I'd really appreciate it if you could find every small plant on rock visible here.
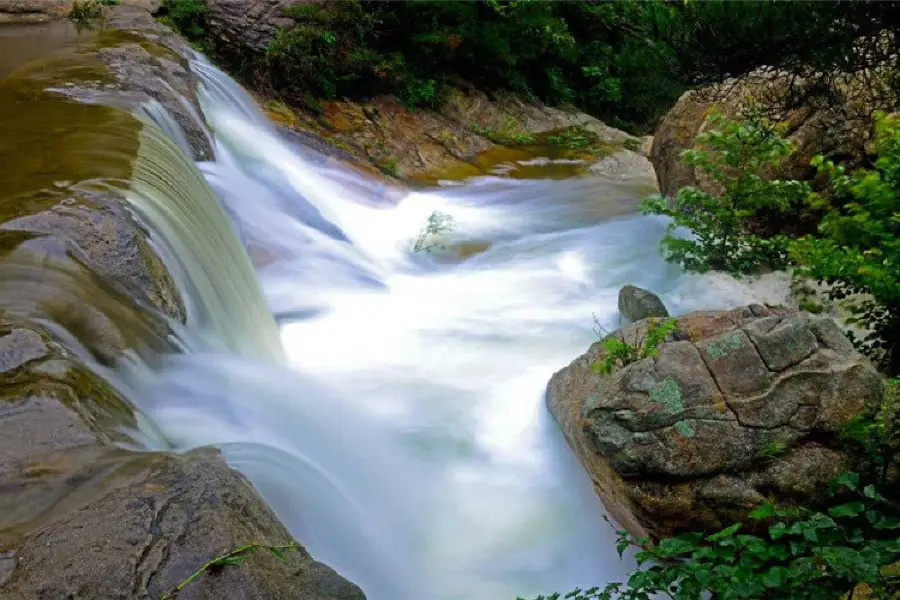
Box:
[592,317,677,375]
[161,541,300,599]
[69,0,107,22]
[471,116,537,146]
[412,211,454,254]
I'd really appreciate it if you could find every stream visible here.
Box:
[0,23,789,600]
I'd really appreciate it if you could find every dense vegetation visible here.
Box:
[157,0,900,132]
[641,112,900,375]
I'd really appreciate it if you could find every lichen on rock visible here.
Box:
[548,306,884,540]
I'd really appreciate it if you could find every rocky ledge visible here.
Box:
[548,305,884,540]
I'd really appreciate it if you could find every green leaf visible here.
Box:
[656,537,697,558]
[769,522,788,540]
[212,555,250,567]
[832,471,860,492]
[829,502,867,518]
[708,523,742,542]
[762,566,791,588]
[748,504,776,521]
[269,547,288,561]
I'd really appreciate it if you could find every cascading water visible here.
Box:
[120,59,792,600]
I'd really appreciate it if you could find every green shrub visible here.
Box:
[471,117,536,146]
[791,117,900,374]
[157,0,208,41]
[592,318,677,375]
[546,127,613,156]
[69,0,104,22]
[641,111,812,275]
[259,1,416,104]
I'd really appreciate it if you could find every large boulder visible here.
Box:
[650,69,900,198]
[547,305,884,540]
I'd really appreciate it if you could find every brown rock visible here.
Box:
[548,308,883,539]
[650,69,900,198]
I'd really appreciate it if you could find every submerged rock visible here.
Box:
[617,284,668,322]
[547,306,883,539]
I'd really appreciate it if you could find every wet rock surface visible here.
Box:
[0,448,366,600]
[547,306,884,539]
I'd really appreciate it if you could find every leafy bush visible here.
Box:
[641,111,812,275]
[525,384,900,600]
[157,0,208,41]
[69,0,105,22]
[471,117,536,146]
[593,318,677,375]
[546,127,615,156]
[791,117,900,374]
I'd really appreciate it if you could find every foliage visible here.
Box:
[592,318,677,375]
[791,117,900,374]
[260,1,399,103]
[363,141,400,178]
[160,541,300,599]
[157,0,208,41]
[412,211,454,254]
[525,389,900,600]
[68,0,110,22]
[546,127,615,156]
[641,110,812,275]
[471,117,536,146]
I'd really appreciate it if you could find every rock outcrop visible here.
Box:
[294,85,644,180]
[618,284,669,322]
[650,69,900,197]
[1,448,365,600]
[0,0,71,22]
[547,306,884,540]
[204,0,298,53]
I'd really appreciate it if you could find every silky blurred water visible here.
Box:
[123,60,791,600]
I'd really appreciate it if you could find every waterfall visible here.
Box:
[120,59,790,600]
[127,115,283,360]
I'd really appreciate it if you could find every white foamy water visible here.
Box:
[123,60,790,600]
